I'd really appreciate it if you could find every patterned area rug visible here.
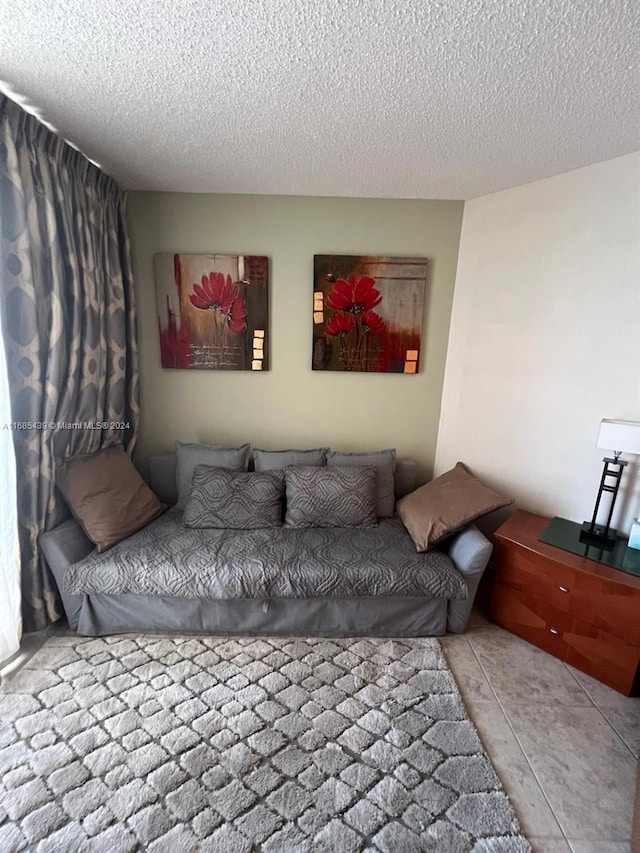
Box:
[0,635,531,852]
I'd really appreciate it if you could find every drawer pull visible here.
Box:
[549,627,560,635]
[558,586,569,593]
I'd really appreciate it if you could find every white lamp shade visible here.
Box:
[597,419,640,455]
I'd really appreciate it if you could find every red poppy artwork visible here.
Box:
[312,256,428,373]
[155,253,269,370]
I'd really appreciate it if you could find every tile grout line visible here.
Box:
[560,660,639,761]
[444,631,569,848]
[557,662,633,853]
[468,632,635,847]
[462,630,573,848]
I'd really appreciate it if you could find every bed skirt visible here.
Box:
[76,593,450,637]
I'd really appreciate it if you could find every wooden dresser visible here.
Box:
[490,510,640,696]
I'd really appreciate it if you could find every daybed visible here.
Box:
[40,452,493,638]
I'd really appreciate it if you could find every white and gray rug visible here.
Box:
[0,635,530,852]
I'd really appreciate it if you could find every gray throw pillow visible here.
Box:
[284,465,377,528]
[326,449,396,517]
[253,447,329,472]
[175,442,251,510]
[183,466,284,529]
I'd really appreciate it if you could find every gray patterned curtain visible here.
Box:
[0,95,139,632]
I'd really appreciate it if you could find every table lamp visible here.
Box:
[580,419,640,546]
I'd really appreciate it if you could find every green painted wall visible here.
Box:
[128,193,464,482]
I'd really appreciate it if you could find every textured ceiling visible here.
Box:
[1,0,638,199]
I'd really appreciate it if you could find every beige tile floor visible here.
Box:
[442,610,639,853]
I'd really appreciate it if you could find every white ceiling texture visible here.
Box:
[0,0,638,199]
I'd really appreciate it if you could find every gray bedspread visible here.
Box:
[64,508,467,601]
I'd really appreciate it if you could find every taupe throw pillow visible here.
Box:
[326,449,396,517]
[284,465,377,528]
[183,467,284,529]
[397,462,513,551]
[57,445,164,552]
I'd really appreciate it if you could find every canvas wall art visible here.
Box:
[312,255,428,373]
[155,253,269,370]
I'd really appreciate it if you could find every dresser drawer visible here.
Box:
[569,574,640,647]
[562,619,640,696]
[490,582,640,695]
[495,546,576,612]
[490,581,569,658]
[496,544,640,646]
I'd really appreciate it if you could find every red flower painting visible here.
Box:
[155,253,269,371]
[226,297,247,333]
[190,272,247,333]
[326,274,382,314]
[324,313,355,336]
[313,256,428,373]
[362,310,385,334]
[323,275,386,371]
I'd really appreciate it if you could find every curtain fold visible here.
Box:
[0,320,21,663]
[0,95,139,632]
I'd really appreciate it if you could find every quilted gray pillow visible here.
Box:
[175,441,251,510]
[284,465,377,528]
[183,466,284,529]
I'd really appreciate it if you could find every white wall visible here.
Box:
[435,153,640,534]
[128,194,464,483]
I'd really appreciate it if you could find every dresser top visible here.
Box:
[495,510,640,591]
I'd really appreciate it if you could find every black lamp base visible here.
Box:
[579,521,617,548]
[580,455,627,550]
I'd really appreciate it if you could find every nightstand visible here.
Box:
[490,509,640,696]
